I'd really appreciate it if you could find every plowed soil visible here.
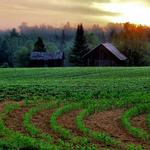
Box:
[57,110,83,136]
[132,114,150,134]
[85,109,150,150]
[5,106,29,135]
[31,109,60,140]
[2,101,150,150]
[57,109,111,149]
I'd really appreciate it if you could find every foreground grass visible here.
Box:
[0,67,149,101]
[0,67,150,149]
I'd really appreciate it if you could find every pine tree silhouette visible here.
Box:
[70,24,89,66]
[34,37,46,52]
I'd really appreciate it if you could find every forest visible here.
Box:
[0,22,150,67]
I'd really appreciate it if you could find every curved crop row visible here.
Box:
[1,97,150,149]
[23,101,80,149]
[0,103,59,150]
[147,114,150,128]
[50,103,97,149]
[121,103,150,141]
[76,108,123,148]
[76,101,144,150]
[23,101,58,142]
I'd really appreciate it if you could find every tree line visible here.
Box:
[0,22,150,67]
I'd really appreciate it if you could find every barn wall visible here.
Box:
[29,59,64,67]
[86,45,124,66]
[29,60,45,67]
[48,60,64,67]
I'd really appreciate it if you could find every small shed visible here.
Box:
[30,51,64,67]
[83,43,128,66]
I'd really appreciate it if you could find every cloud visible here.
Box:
[0,0,119,17]
[0,0,149,29]
[0,0,120,27]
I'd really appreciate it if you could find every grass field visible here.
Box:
[0,67,150,150]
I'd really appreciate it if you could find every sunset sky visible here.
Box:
[0,0,150,29]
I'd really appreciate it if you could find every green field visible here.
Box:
[0,67,150,150]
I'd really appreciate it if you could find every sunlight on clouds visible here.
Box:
[92,2,150,25]
[1,0,150,29]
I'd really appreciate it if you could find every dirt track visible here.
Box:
[1,101,150,150]
[85,109,150,149]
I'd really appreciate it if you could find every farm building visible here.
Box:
[30,51,64,67]
[83,43,128,66]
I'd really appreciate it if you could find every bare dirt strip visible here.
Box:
[57,110,83,136]
[132,114,150,135]
[5,106,29,135]
[0,101,11,139]
[4,105,60,141]
[31,109,60,140]
[85,109,150,150]
[31,108,111,149]
[57,110,111,149]
[4,101,38,135]
[3,102,150,149]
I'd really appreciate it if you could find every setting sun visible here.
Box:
[92,2,150,26]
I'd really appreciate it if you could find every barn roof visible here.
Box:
[83,43,127,61]
[30,51,64,61]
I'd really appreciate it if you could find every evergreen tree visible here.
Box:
[60,30,65,51]
[70,24,89,66]
[0,40,9,66]
[10,28,19,38]
[34,37,46,52]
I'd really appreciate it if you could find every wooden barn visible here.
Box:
[30,51,64,67]
[83,43,128,66]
